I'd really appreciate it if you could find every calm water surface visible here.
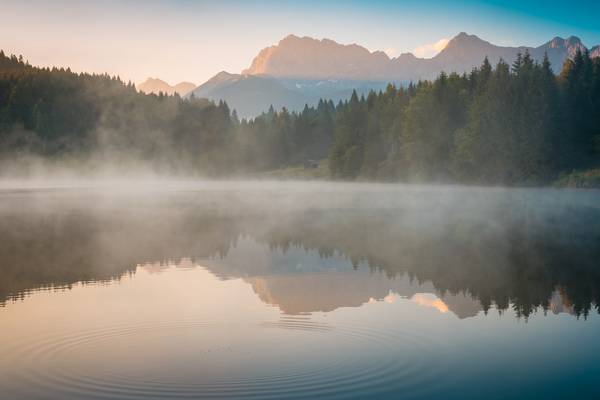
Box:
[0,181,599,399]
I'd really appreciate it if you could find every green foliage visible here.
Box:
[454,54,562,184]
[554,169,600,188]
[1,49,599,184]
[331,51,599,185]
[329,91,366,178]
[329,87,410,180]
[0,52,335,175]
[402,72,468,181]
[258,160,330,180]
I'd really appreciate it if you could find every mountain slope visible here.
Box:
[243,34,392,80]
[137,78,195,96]
[243,32,595,81]
[196,32,599,116]
[189,72,396,117]
[189,72,308,117]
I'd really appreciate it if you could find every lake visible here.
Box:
[1,181,599,399]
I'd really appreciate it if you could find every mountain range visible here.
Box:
[183,32,600,117]
[137,78,195,96]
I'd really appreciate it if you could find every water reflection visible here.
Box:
[142,251,483,318]
[1,183,600,399]
[0,183,598,318]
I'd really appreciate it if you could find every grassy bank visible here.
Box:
[259,161,330,180]
[554,169,600,188]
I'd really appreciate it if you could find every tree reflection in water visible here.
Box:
[0,185,598,319]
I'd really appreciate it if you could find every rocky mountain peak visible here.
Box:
[547,36,583,49]
[566,36,583,46]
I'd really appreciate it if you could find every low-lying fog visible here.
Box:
[1,179,599,400]
[1,179,598,317]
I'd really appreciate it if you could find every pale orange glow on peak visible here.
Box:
[383,293,398,304]
[411,293,449,313]
[413,38,450,58]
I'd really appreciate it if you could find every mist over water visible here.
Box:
[0,180,599,399]
[3,0,600,397]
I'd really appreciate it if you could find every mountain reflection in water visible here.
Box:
[1,182,598,319]
[1,182,600,400]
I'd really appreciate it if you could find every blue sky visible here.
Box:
[1,0,599,84]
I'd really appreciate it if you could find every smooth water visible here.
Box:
[1,181,599,399]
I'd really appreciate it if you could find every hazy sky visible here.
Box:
[2,0,599,85]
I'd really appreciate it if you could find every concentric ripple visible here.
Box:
[2,318,448,399]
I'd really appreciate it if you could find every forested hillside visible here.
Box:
[0,49,598,184]
[0,50,334,175]
[330,51,600,184]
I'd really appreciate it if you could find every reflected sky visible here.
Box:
[0,182,599,399]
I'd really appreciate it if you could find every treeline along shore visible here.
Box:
[0,50,599,186]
